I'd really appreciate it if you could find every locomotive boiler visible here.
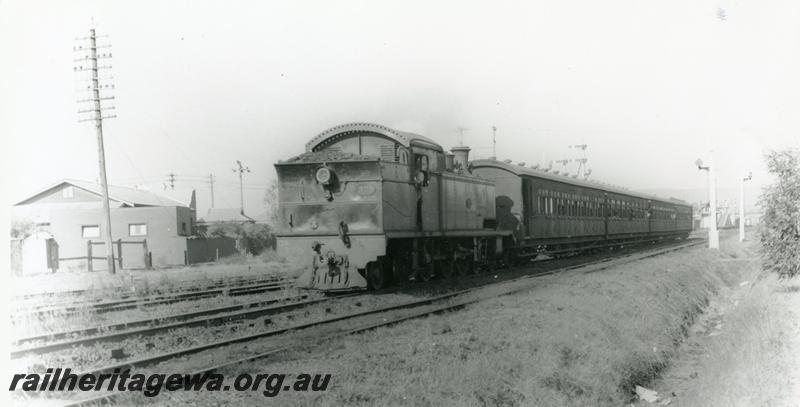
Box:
[275,123,509,291]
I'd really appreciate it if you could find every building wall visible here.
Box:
[13,205,193,271]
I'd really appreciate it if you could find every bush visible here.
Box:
[205,222,276,256]
[758,149,800,279]
[10,219,35,239]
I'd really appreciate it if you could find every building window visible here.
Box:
[82,225,100,238]
[63,186,74,198]
[129,223,148,236]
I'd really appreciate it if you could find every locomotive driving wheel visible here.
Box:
[438,259,454,279]
[454,257,472,276]
[367,261,387,290]
[418,261,434,282]
[391,255,410,284]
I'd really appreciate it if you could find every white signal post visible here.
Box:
[695,154,719,249]
[739,172,752,242]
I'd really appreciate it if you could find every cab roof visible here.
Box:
[306,122,443,153]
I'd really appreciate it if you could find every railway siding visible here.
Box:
[148,237,746,407]
[38,241,703,406]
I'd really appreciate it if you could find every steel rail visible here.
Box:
[13,274,284,303]
[11,295,328,358]
[13,278,276,312]
[12,294,311,347]
[14,280,293,319]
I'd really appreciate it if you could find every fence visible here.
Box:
[186,237,237,264]
[58,239,152,272]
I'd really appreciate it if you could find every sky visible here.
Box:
[1,0,799,218]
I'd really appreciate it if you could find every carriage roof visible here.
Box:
[470,159,690,208]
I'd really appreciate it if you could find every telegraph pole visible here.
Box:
[491,126,497,159]
[167,173,176,190]
[208,174,216,208]
[75,26,117,274]
[232,160,250,215]
[739,172,752,242]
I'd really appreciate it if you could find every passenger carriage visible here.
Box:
[470,159,693,260]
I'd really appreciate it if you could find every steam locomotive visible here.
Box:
[275,122,692,291]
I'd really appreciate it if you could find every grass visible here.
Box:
[158,236,753,407]
[10,250,298,300]
[649,246,800,406]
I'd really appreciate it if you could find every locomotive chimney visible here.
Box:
[451,146,471,172]
[445,153,455,171]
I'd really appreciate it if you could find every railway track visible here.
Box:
[13,279,294,320]
[12,274,286,310]
[13,239,702,357]
[56,239,703,406]
[11,294,325,358]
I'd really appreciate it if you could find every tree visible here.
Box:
[263,178,279,226]
[759,149,800,279]
[204,222,275,255]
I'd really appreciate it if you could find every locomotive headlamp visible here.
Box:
[316,166,333,185]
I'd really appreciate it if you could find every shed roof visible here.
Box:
[305,122,443,152]
[202,208,255,223]
[14,179,189,207]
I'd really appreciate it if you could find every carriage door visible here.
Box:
[603,193,609,239]
[413,154,427,231]
[522,178,532,237]
[413,150,441,232]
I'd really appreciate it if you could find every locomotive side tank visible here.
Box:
[276,123,507,291]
